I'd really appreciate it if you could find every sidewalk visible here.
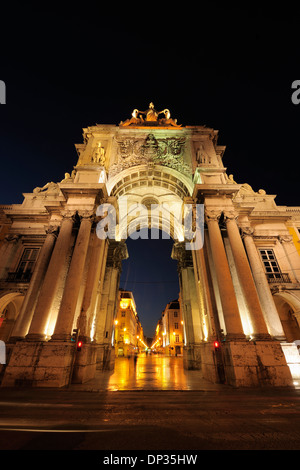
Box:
[70,355,228,392]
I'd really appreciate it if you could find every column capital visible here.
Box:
[61,209,77,220]
[278,235,293,244]
[106,240,128,270]
[223,210,238,221]
[204,208,222,222]
[171,242,193,271]
[77,209,95,220]
[45,225,59,237]
[4,234,20,243]
[241,226,254,237]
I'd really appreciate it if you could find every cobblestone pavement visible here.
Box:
[0,356,300,451]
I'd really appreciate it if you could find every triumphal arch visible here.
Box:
[1,103,300,388]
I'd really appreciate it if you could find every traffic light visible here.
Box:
[71,329,79,342]
[214,340,220,351]
[77,340,83,352]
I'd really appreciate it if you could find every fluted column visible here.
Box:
[26,212,75,340]
[242,227,285,339]
[205,209,245,340]
[224,211,270,340]
[77,233,106,342]
[51,211,93,341]
[10,225,58,340]
[96,240,128,345]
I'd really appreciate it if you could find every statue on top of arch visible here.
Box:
[120,102,182,128]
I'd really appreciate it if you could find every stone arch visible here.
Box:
[92,163,206,374]
[108,164,193,243]
[273,292,300,342]
[0,292,25,341]
[107,164,193,199]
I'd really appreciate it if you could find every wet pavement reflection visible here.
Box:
[73,353,227,391]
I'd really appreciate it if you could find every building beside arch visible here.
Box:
[0,103,300,388]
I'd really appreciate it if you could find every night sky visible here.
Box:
[1,3,300,337]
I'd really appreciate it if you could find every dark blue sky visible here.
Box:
[120,230,179,338]
[0,3,300,337]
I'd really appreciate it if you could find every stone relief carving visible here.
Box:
[172,242,193,271]
[33,181,60,195]
[225,174,266,196]
[196,144,211,164]
[109,133,191,178]
[91,142,106,165]
[33,171,76,196]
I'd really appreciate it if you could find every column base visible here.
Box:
[96,344,115,371]
[25,333,46,342]
[250,333,272,341]
[222,339,293,388]
[225,333,247,341]
[1,340,75,388]
[183,344,202,370]
[50,333,71,342]
[71,342,98,384]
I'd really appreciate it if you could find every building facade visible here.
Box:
[0,103,300,388]
[152,300,184,356]
[114,290,145,357]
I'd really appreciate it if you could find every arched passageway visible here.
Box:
[0,293,24,342]
[273,293,300,343]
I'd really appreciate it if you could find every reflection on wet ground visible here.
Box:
[71,354,227,391]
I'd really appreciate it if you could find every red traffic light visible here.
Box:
[77,340,83,351]
[214,340,220,350]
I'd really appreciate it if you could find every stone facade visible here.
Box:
[0,103,300,388]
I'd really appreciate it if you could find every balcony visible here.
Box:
[5,272,32,283]
[266,272,291,284]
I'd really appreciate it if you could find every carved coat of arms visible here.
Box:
[109,133,190,178]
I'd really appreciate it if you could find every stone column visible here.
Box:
[192,244,218,341]
[224,211,270,340]
[242,228,285,339]
[10,225,58,340]
[26,212,75,341]
[172,242,203,369]
[205,209,245,340]
[51,211,93,341]
[77,234,106,342]
[95,240,128,370]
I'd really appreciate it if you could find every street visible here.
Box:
[0,355,300,452]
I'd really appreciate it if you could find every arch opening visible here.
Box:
[0,292,24,342]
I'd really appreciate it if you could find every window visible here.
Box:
[174,311,178,317]
[259,249,290,283]
[175,335,179,343]
[174,323,178,329]
[8,247,39,282]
